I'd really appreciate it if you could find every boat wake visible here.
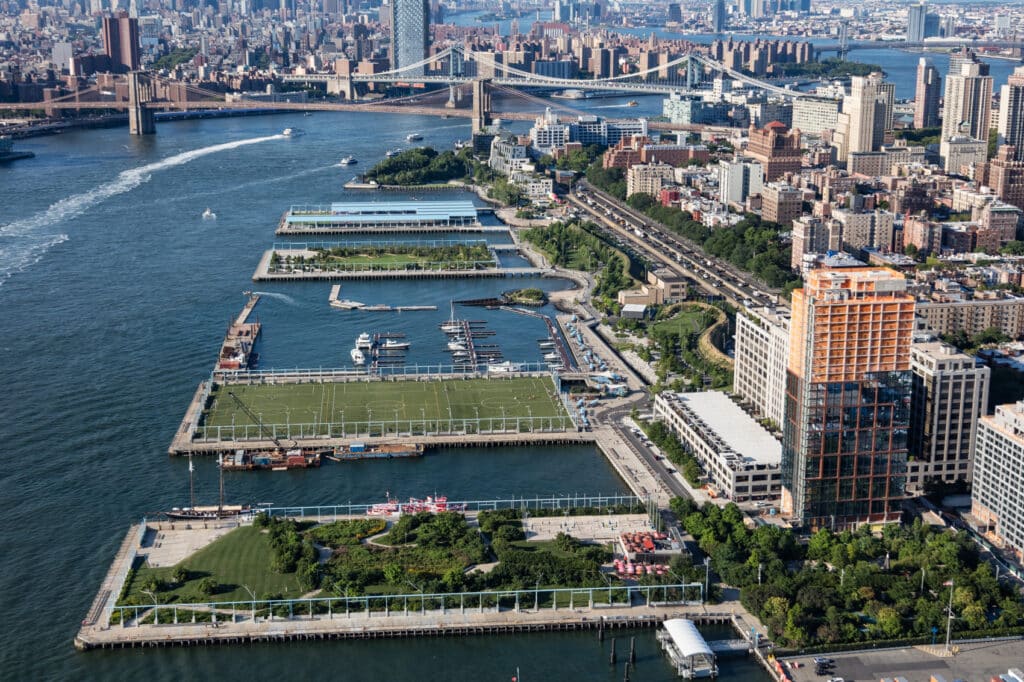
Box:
[0,133,284,289]
[250,290,298,306]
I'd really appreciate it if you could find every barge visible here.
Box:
[331,442,424,461]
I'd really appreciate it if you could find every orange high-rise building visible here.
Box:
[781,266,916,529]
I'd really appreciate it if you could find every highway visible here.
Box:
[566,182,785,310]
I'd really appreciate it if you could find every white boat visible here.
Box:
[385,149,401,158]
[282,128,303,137]
[350,347,366,365]
[340,156,357,166]
[202,208,216,220]
[543,352,560,361]
[380,339,410,350]
[355,332,374,350]
[487,361,522,374]
[406,133,423,141]
[447,340,466,351]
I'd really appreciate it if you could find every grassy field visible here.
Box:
[124,526,304,604]
[648,304,721,338]
[203,376,568,429]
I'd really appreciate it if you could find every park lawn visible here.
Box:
[648,305,721,338]
[202,376,568,428]
[123,526,304,605]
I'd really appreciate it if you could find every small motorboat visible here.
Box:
[282,127,304,136]
[406,133,423,141]
[202,208,217,220]
[351,347,366,365]
[340,156,357,166]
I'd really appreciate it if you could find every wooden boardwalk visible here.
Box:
[76,597,740,651]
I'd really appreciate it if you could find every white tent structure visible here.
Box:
[658,618,718,678]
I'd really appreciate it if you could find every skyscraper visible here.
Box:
[834,73,888,162]
[914,57,941,128]
[907,3,927,43]
[907,342,989,494]
[781,266,916,530]
[941,56,992,172]
[390,0,430,76]
[712,0,727,33]
[102,14,140,73]
[998,66,1024,161]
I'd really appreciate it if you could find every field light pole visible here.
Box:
[944,579,955,654]
[242,584,257,622]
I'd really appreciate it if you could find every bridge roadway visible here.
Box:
[0,98,728,133]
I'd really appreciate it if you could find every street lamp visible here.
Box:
[242,584,257,622]
[141,589,159,625]
[704,557,711,603]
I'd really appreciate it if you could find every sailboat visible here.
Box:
[166,453,251,520]
[440,301,461,334]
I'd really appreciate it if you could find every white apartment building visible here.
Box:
[733,305,791,428]
[972,401,1024,563]
[654,391,782,503]
[718,158,763,206]
[907,342,990,493]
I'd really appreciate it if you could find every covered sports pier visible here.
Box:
[658,618,718,678]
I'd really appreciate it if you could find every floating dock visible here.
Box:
[216,294,261,370]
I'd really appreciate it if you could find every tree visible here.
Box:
[197,577,217,596]
[874,606,903,639]
[171,566,189,585]
[904,243,919,258]
[1001,240,1024,255]
[383,562,405,585]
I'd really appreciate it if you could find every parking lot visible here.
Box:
[783,639,1024,682]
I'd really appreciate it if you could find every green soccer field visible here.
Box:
[202,376,569,432]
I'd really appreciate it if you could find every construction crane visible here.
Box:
[227,391,298,449]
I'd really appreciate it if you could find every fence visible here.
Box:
[213,363,556,381]
[260,493,648,518]
[193,414,580,442]
[114,582,705,628]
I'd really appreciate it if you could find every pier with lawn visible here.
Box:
[252,240,548,281]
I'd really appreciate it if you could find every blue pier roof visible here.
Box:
[286,200,478,225]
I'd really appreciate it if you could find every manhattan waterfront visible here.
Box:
[0,111,770,680]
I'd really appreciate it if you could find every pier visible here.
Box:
[215,294,261,370]
[252,248,548,281]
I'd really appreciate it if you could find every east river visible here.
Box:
[0,34,995,678]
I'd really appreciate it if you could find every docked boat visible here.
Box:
[402,495,467,514]
[487,361,522,374]
[367,497,402,516]
[380,338,410,351]
[351,347,366,365]
[202,207,217,220]
[355,332,374,350]
[406,133,423,141]
[334,442,424,461]
[447,340,466,351]
[165,454,251,520]
[340,156,357,166]
[220,448,323,471]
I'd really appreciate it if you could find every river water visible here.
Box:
[0,109,772,680]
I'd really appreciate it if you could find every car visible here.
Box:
[665,467,676,474]
[813,657,834,665]
[828,678,844,682]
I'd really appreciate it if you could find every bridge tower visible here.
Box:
[127,71,156,135]
[471,78,492,134]
[838,20,850,61]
